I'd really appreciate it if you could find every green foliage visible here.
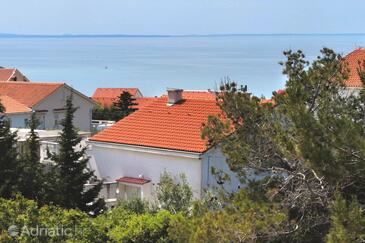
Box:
[326,193,365,243]
[108,210,173,243]
[92,105,121,121]
[17,113,45,203]
[117,197,152,214]
[113,91,138,120]
[202,48,365,241]
[156,171,193,214]
[169,190,287,243]
[0,100,20,198]
[0,196,96,243]
[92,91,138,121]
[48,95,104,215]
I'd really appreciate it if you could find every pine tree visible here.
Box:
[49,95,104,214]
[113,91,138,120]
[18,112,44,202]
[0,100,20,198]
[202,48,365,241]
[326,193,365,243]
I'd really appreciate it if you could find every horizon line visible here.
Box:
[1,33,365,38]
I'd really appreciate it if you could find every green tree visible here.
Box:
[156,171,193,214]
[326,193,365,243]
[49,95,104,215]
[0,100,20,198]
[92,105,113,121]
[17,112,45,203]
[168,190,287,243]
[202,48,365,241]
[0,195,100,243]
[108,210,173,243]
[113,91,138,120]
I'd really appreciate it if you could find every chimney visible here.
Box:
[167,88,183,106]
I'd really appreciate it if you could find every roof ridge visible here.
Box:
[344,47,365,58]
[0,81,64,85]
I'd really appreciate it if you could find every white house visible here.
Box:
[88,89,241,203]
[0,82,96,132]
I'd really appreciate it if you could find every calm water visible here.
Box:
[0,35,364,97]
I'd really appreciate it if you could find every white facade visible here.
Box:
[6,85,94,132]
[88,141,241,202]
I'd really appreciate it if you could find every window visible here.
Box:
[54,112,65,129]
[117,184,142,201]
[36,113,46,130]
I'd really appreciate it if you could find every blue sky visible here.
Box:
[1,0,364,35]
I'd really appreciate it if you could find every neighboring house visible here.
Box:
[92,88,143,108]
[0,68,29,82]
[0,82,95,132]
[88,89,241,203]
[342,48,365,95]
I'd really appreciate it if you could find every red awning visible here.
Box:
[116,177,151,185]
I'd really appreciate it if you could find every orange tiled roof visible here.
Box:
[260,98,274,105]
[135,97,159,110]
[0,95,31,113]
[162,90,217,101]
[92,88,140,107]
[0,82,64,108]
[90,97,221,153]
[343,48,365,88]
[0,68,16,81]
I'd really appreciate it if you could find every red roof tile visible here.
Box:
[0,82,64,108]
[90,97,221,153]
[162,90,217,101]
[92,88,141,107]
[0,95,31,113]
[116,177,151,185]
[0,69,16,81]
[135,97,159,110]
[343,48,365,88]
[260,98,274,105]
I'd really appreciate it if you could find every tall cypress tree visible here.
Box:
[113,91,138,120]
[0,100,20,198]
[49,95,104,214]
[18,112,44,202]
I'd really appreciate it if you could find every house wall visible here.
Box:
[201,146,242,193]
[11,70,29,82]
[88,142,203,199]
[34,86,94,132]
[135,89,143,98]
[7,113,31,128]
[343,87,361,97]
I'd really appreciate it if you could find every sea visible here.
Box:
[0,34,364,98]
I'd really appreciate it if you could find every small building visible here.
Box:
[88,89,241,203]
[0,68,29,82]
[92,88,143,108]
[0,82,95,132]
